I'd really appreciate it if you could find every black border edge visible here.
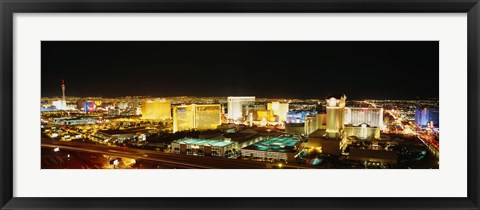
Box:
[468,1,480,209]
[1,0,479,209]
[0,0,479,13]
[0,0,13,209]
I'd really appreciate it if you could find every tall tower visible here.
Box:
[60,79,66,110]
[61,79,66,102]
[325,94,346,139]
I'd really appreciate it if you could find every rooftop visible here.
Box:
[173,138,236,147]
[242,136,300,153]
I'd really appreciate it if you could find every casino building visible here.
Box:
[343,123,380,140]
[227,96,255,121]
[172,138,237,157]
[267,102,289,122]
[240,136,301,162]
[344,107,384,129]
[173,104,222,132]
[141,99,171,121]
[305,94,384,155]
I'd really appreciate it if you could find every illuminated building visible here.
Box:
[240,136,300,162]
[173,104,222,132]
[304,115,316,135]
[83,101,95,113]
[343,123,380,140]
[344,107,384,129]
[116,101,129,109]
[61,80,66,103]
[195,104,222,130]
[415,108,439,128]
[53,80,68,110]
[267,102,289,122]
[173,105,195,132]
[227,96,255,120]
[60,80,66,110]
[305,95,382,155]
[305,94,347,155]
[126,96,140,109]
[286,111,318,123]
[52,100,67,110]
[243,103,279,125]
[429,108,439,128]
[256,110,275,122]
[77,100,96,112]
[141,99,171,120]
[172,138,237,156]
[415,108,430,127]
[248,113,253,126]
[243,104,266,121]
[325,94,346,139]
[41,105,56,112]
[304,113,326,135]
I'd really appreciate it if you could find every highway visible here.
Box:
[42,140,270,169]
[416,131,440,159]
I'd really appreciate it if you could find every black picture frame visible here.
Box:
[1,0,479,209]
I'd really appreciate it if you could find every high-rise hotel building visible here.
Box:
[173,104,222,132]
[304,113,326,135]
[141,99,171,120]
[326,94,347,139]
[344,107,384,129]
[227,96,255,120]
[267,102,289,122]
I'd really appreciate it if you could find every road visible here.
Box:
[416,131,439,158]
[42,140,272,169]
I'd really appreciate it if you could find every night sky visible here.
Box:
[41,41,438,99]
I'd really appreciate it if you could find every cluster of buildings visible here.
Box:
[44,80,436,168]
[171,135,302,162]
[302,98,383,139]
[415,107,439,129]
[140,96,292,133]
[168,94,393,166]
[300,94,396,167]
[41,80,110,112]
[47,80,75,111]
[227,96,289,126]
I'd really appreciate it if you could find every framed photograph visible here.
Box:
[1,0,479,209]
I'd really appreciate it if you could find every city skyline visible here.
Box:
[41,41,439,170]
[41,41,439,99]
